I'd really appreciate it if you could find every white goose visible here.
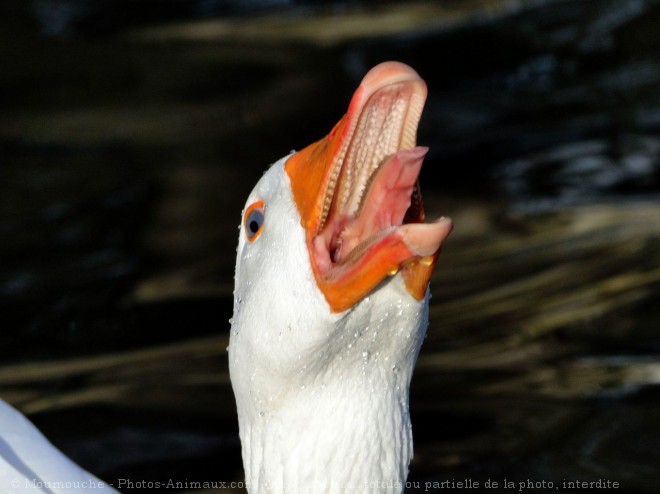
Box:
[0,61,451,494]
[228,61,452,493]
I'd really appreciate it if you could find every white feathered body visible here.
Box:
[0,400,116,494]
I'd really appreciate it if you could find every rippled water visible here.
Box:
[1,0,660,492]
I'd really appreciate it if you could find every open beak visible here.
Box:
[285,61,453,313]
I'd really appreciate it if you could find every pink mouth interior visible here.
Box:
[313,147,425,270]
[312,146,452,276]
[309,67,452,280]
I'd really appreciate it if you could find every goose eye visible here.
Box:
[244,201,265,242]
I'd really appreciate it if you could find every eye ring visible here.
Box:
[243,201,265,242]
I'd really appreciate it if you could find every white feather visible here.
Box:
[0,400,116,493]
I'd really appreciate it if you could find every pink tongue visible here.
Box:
[398,216,453,257]
[335,146,428,260]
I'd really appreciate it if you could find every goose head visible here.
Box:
[228,61,452,493]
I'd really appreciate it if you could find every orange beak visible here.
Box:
[285,61,453,313]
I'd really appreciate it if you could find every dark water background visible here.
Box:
[1,0,660,492]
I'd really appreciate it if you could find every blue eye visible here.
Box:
[244,201,265,241]
[247,210,263,235]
